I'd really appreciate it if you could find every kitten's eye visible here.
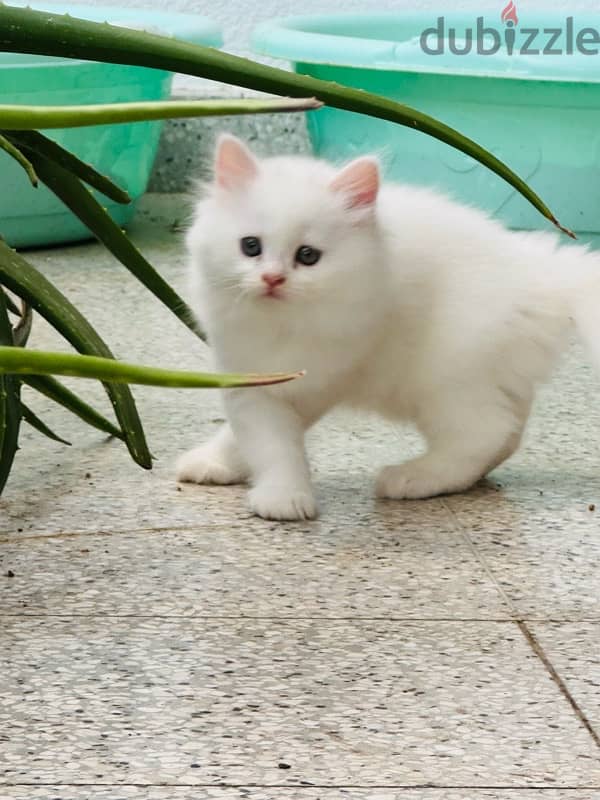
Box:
[240,236,262,257]
[295,245,321,266]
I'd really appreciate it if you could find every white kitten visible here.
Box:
[177,133,600,521]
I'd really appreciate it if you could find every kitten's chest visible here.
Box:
[214,307,353,368]
[212,314,367,415]
[217,328,342,378]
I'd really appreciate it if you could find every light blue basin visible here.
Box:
[253,12,600,232]
[1,1,222,248]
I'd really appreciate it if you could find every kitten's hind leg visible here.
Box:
[176,424,249,485]
[376,388,529,500]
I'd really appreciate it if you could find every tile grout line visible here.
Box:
[441,498,520,615]
[2,613,600,623]
[0,521,321,543]
[0,614,520,623]
[516,619,600,749]
[442,499,600,752]
[3,783,600,789]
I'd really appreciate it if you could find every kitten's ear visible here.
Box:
[214,134,258,190]
[330,157,380,210]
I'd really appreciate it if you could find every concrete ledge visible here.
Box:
[149,92,312,193]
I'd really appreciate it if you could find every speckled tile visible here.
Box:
[1,619,600,786]
[0,517,510,618]
[445,494,600,620]
[529,623,600,734]
[4,791,600,800]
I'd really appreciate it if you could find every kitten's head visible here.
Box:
[188,135,383,316]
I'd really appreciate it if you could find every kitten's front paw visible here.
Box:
[248,484,318,521]
[176,445,247,485]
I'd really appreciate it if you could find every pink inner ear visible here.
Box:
[215,135,258,190]
[330,157,379,208]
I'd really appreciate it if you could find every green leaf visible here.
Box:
[0,240,152,469]
[17,147,203,339]
[3,292,22,317]
[20,401,71,446]
[0,346,304,389]
[0,290,21,495]
[0,132,38,187]
[22,374,124,441]
[0,4,575,237]
[0,97,322,129]
[6,129,130,204]
[12,301,32,347]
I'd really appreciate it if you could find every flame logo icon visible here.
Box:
[501,1,519,26]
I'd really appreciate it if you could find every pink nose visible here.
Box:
[261,273,286,288]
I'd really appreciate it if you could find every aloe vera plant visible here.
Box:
[0,6,572,496]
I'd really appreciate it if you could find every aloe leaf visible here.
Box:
[0,5,574,237]
[3,290,22,318]
[0,132,38,187]
[18,147,203,339]
[12,301,32,347]
[0,290,21,495]
[20,401,71,446]
[0,97,322,129]
[0,346,303,389]
[22,373,124,440]
[6,130,130,204]
[0,240,152,469]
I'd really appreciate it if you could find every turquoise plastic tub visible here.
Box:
[1,2,221,248]
[253,13,600,232]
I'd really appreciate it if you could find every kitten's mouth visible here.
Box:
[261,287,285,300]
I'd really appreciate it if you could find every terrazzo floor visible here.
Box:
[1,195,600,800]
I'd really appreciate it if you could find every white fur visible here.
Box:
[177,134,600,521]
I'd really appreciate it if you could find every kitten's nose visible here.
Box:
[261,272,286,288]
